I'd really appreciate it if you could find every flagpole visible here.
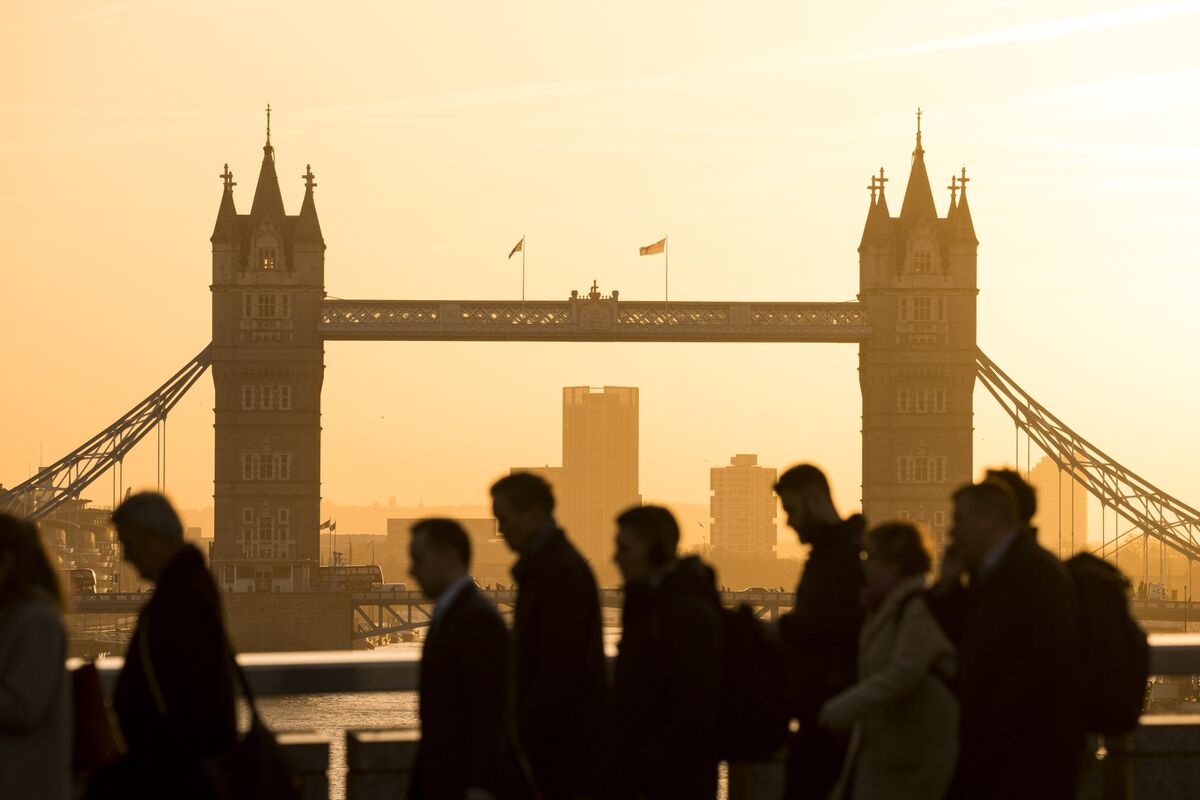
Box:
[522,233,526,307]
[665,235,669,309]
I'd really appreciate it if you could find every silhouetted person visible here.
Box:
[774,464,866,800]
[607,506,722,799]
[929,480,1084,800]
[818,522,957,800]
[88,492,236,799]
[492,473,605,800]
[0,514,69,800]
[408,518,528,800]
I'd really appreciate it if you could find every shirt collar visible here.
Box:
[432,573,474,624]
[977,528,1021,579]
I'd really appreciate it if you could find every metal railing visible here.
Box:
[78,633,1200,698]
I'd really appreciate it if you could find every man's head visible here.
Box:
[613,505,679,586]
[950,480,1020,570]
[409,518,471,600]
[984,468,1037,527]
[774,463,840,544]
[111,492,185,582]
[490,472,555,554]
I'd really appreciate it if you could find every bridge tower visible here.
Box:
[858,117,978,553]
[210,117,325,591]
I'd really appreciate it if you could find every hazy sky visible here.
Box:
[2,1,1198,530]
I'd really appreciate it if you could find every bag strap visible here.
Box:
[137,603,260,724]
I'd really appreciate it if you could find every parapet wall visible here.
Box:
[224,592,353,652]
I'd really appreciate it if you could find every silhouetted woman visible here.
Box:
[0,513,70,800]
[818,522,958,800]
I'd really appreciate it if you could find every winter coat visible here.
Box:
[821,575,958,800]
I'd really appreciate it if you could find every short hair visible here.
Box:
[867,522,931,577]
[490,472,555,514]
[616,505,679,565]
[112,492,183,542]
[774,463,832,498]
[411,518,471,567]
[985,468,1036,524]
[953,481,1019,527]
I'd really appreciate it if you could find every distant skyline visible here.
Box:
[2,1,1198,543]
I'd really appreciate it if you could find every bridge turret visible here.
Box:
[210,112,325,593]
[858,112,979,555]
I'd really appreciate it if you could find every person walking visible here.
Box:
[818,522,957,800]
[773,464,866,800]
[0,513,70,800]
[87,492,237,799]
[408,518,529,799]
[608,506,722,799]
[491,473,605,799]
[929,479,1084,800]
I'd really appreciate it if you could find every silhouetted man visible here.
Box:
[408,518,524,800]
[90,493,236,798]
[931,480,1084,800]
[492,473,605,800]
[774,464,865,800]
[609,506,722,799]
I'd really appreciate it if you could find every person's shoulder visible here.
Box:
[6,595,63,629]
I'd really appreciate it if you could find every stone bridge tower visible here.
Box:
[210,117,325,591]
[858,118,978,552]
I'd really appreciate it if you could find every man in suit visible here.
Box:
[409,518,520,800]
[933,479,1084,800]
[775,464,866,800]
[609,505,723,799]
[492,473,605,800]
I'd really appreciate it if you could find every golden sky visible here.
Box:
[2,0,1198,534]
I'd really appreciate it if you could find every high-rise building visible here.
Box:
[561,386,640,565]
[710,454,778,559]
[1028,456,1089,558]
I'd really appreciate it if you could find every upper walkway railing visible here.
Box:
[319,298,870,342]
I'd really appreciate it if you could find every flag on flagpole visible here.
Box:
[508,237,525,259]
[639,237,666,256]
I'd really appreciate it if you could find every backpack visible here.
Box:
[715,604,790,762]
[1064,552,1150,736]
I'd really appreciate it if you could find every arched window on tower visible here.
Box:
[912,250,932,274]
[259,247,277,271]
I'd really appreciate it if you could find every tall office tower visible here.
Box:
[561,386,640,565]
[710,454,778,559]
[1028,456,1090,558]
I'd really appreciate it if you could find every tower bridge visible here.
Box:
[4,117,1199,603]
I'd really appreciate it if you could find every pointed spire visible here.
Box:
[859,167,894,251]
[250,105,286,228]
[946,174,959,221]
[295,164,324,246]
[211,163,240,243]
[899,108,937,222]
[953,166,977,244]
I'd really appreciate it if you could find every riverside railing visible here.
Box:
[74,634,1200,800]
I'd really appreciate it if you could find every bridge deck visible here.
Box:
[319,299,870,343]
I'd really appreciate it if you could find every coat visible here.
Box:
[0,596,69,800]
[780,514,868,722]
[412,582,528,799]
[609,557,723,799]
[511,528,606,798]
[821,576,958,800]
[930,532,1085,800]
[113,545,237,758]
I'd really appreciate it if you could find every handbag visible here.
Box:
[71,660,125,773]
